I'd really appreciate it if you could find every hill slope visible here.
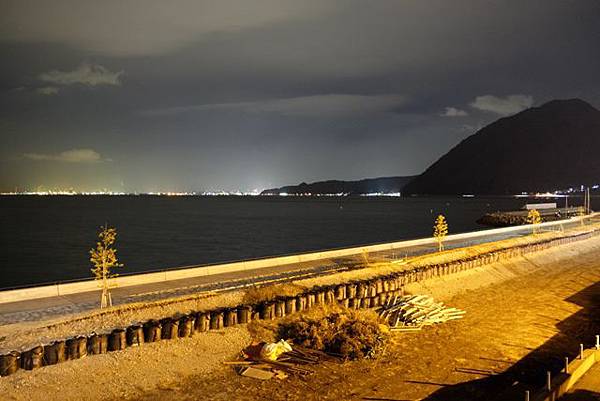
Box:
[403,99,600,195]
[261,176,416,195]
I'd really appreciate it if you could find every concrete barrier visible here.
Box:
[0,214,596,304]
[531,346,600,401]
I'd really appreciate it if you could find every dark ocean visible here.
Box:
[0,195,579,288]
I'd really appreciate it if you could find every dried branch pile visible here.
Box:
[226,342,340,380]
[378,295,465,331]
[277,307,389,360]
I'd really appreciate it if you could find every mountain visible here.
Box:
[260,176,416,195]
[403,99,600,195]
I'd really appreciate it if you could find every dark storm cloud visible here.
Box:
[0,1,330,56]
[1,0,599,192]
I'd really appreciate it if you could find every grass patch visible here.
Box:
[242,283,304,305]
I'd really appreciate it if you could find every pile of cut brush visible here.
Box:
[278,306,388,360]
[226,341,341,380]
[378,295,465,332]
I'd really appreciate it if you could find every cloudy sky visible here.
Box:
[1,0,599,192]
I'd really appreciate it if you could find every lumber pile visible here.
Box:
[378,295,465,331]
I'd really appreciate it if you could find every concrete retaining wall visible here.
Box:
[531,347,600,401]
[0,215,593,304]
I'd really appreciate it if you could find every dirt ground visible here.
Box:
[1,234,600,401]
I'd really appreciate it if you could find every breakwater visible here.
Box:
[478,207,583,227]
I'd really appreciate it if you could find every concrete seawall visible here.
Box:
[530,346,600,401]
[0,215,593,304]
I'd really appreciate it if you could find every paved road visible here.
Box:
[0,215,597,325]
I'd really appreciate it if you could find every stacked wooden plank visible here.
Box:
[378,295,465,331]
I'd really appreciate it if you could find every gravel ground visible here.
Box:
[0,327,251,401]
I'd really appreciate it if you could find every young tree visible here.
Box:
[361,250,370,267]
[433,214,448,252]
[578,206,586,226]
[90,225,123,308]
[526,209,542,234]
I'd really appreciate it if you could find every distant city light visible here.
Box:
[2,184,597,197]
[0,189,263,196]
[361,192,402,197]
[512,184,598,198]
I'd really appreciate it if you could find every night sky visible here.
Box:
[1,1,599,192]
